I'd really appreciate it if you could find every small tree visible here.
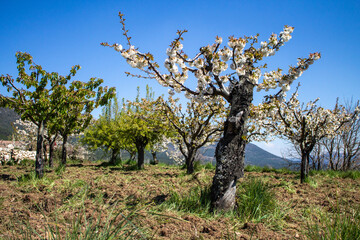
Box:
[162,96,226,174]
[82,96,133,165]
[0,52,114,176]
[102,13,320,210]
[0,52,80,177]
[321,100,360,170]
[119,86,169,169]
[254,91,359,183]
[54,78,115,166]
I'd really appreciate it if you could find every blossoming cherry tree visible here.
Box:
[102,12,320,211]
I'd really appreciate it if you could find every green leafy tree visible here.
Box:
[82,95,135,165]
[0,52,79,177]
[54,78,115,166]
[0,52,114,177]
[119,86,169,169]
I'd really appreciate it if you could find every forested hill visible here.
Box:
[0,107,20,140]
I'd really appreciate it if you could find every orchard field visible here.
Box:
[0,160,359,239]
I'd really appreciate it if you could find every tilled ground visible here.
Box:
[0,162,359,239]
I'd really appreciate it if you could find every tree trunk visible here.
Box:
[210,82,254,212]
[305,153,310,176]
[61,134,68,165]
[311,156,316,170]
[185,150,196,174]
[35,121,45,178]
[43,143,48,166]
[109,149,119,165]
[49,140,55,168]
[136,141,146,169]
[300,153,307,183]
[151,150,158,165]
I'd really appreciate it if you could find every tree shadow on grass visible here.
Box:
[0,174,17,181]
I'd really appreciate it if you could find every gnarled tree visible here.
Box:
[102,12,320,211]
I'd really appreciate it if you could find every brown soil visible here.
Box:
[0,162,359,239]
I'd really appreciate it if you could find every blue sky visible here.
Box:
[1,0,359,156]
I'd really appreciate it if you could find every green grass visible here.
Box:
[303,176,318,188]
[236,178,277,222]
[160,178,283,227]
[245,165,294,174]
[13,205,146,240]
[306,207,360,240]
[309,170,360,180]
[159,185,212,217]
[16,171,56,192]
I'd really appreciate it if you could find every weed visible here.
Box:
[236,179,276,222]
[17,171,54,192]
[279,180,296,194]
[304,177,318,188]
[18,159,35,167]
[160,185,212,217]
[203,162,216,170]
[55,164,66,176]
[193,160,202,172]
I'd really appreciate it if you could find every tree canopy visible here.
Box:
[0,52,115,177]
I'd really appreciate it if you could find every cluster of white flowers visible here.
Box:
[109,25,319,105]
[251,92,358,146]
[119,45,148,69]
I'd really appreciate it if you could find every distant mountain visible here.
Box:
[198,143,289,169]
[0,108,20,140]
[143,142,289,169]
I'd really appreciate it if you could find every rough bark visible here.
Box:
[43,144,48,165]
[61,134,68,165]
[35,121,45,178]
[48,141,55,168]
[300,153,307,183]
[109,149,119,165]
[48,134,57,168]
[210,82,254,212]
[151,150,158,165]
[185,149,196,174]
[136,140,146,169]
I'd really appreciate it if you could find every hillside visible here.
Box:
[0,107,20,140]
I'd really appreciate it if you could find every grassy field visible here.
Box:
[0,160,359,239]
